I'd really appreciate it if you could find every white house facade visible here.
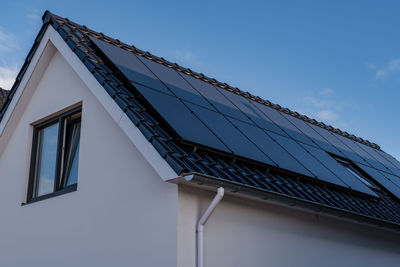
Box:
[0,11,399,267]
[0,32,178,266]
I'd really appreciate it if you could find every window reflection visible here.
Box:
[29,108,81,201]
[35,123,59,196]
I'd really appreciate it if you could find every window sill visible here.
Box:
[21,184,77,206]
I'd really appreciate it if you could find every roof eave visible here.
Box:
[168,172,400,232]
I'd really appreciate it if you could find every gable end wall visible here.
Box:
[0,41,178,266]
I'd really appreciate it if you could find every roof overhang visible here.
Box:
[168,173,400,233]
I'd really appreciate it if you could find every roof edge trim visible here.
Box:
[169,172,400,232]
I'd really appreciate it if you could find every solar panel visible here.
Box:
[92,37,214,110]
[185,103,276,165]
[361,145,400,173]
[305,123,349,156]
[230,118,312,176]
[215,88,286,135]
[374,149,400,172]
[355,163,400,199]
[249,100,320,146]
[90,37,168,92]
[304,146,377,196]
[179,73,250,122]
[386,171,400,187]
[133,83,229,153]
[383,166,400,178]
[305,122,400,180]
[92,37,378,197]
[358,144,400,176]
[332,132,389,171]
[326,130,400,180]
[267,132,349,186]
[316,129,383,170]
[280,112,344,151]
[137,56,215,109]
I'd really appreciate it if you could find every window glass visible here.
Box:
[29,108,81,201]
[62,121,81,187]
[35,123,59,196]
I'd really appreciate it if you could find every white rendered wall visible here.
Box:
[178,186,400,267]
[0,50,178,266]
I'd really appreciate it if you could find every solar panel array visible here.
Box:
[91,37,400,199]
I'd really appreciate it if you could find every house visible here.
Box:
[0,10,399,267]
[0,88,8,107]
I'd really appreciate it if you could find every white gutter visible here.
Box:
[197,187,224,267]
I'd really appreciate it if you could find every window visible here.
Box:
[27,107,81,202]
[334,157,379,189]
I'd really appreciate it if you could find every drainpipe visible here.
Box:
[197,187,224,267]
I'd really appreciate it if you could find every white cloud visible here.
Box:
[366,63,377,70]
[316,110,339,122]
[0,66,18,90]
[26,9,41,24]
[0,29,18,53]
[300,88,343,124]
[318,88,334,96]
[375,58,400,79]
[303,95,327,109]
[173,50,201,67]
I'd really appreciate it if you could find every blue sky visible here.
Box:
[1,1,400,159]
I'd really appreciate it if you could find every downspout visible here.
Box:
[197,187,224,267]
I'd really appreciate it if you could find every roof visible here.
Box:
[87,30,381,150]
[0,88,9,108]
[2,11,400,230]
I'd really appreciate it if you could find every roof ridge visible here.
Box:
[45,12,380,150]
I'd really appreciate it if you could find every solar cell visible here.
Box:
[186,103,276,165]
[230,118,313,176]
[334,135,400,179]
[355,163,400,199]
[281,112,342,151]
[249,100,318,146]
[216,89,285,134]
[304,145,377,196]
[359,144,400,173]
[386,171,400,187]
[305,124,348,156]
[321,133,372,165]
[136,56,215,109]
[267,132,348,186]
[180,74,250,122]
[332,133,390,172]
[133,84,229,153]
[92,37,216,110]
[93,37,379,197]
[375,150,400,171]
[384,167,400,178]
[90,37,168,92]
